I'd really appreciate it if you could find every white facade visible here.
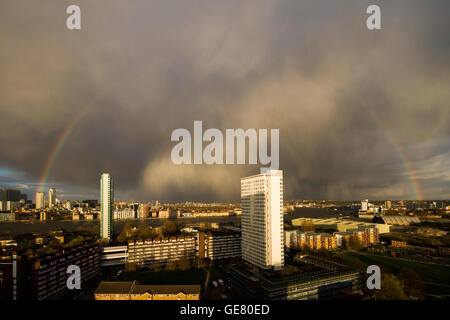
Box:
[6,201,20,211]
[361,199,369,211]
[285,230,299,249]
[48,188,56,208]
[241,169,284,270]
[36,192,45,209]
[113,207,135,220]
[63,201,72,210]
[100,173,114,239]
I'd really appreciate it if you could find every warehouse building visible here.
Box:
[291,218,390,234]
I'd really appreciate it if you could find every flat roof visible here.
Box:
[95,281,135,294]
[131,284,200,295]
[95,281,201,295]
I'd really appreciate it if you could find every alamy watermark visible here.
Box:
[366,265,381,290]
[66,265,81,290]
[66,4,381,31]
[170,121,279,170]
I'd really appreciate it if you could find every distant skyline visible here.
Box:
[1,1,449,202]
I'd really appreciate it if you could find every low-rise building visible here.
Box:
[94,281,200,300]
[228,261,361,300]
[0,242,101,300]
[28,242,101,300]
[0,212,15,221]
[127,235,196,268]
[197,230,241,260]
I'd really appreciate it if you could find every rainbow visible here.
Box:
[367,108,424,201]
[36,99,424,201]
[36,102,92,193]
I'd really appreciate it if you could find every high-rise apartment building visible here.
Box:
[100,173,114,239]
[48,188,56,208]
[35,192,45,209]
[241,169,284,270]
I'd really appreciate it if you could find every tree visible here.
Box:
[162,221,178,235]
[347,237,363,251]
[116,223,134,243]
[125,262,137,273]
[277,265,300,276]
[374,274,408,300]
[399,267,424,299]
[165,261,177,271]
[116,232,127,244]
[137,222,152,238]
[177,259,191,271]
[67,236,84,247]
[49,239,59,247]
[349,257,366,271]
[25,248,34,258]
[149,262,162,272]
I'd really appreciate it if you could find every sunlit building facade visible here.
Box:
[100,173,114,239]
[241,169,284,270]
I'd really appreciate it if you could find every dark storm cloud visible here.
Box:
[0,0,449,201]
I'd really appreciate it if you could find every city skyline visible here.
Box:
[1,1,449,203]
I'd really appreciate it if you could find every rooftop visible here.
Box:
[94,281,201,295]
[95,281,135,294]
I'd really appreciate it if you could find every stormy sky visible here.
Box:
[0,0,449,202]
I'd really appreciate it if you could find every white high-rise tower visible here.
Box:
[48,188,56,208]
[100,173,114,239]
[241,169,284,270]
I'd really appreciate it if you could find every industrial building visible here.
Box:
[291,218,390,234]
[375,215,421,226]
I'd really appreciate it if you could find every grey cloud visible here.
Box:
[0,0,449,201]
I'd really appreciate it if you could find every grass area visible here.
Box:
[118,268,207,286]
[340,251,450,295]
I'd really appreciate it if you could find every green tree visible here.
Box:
[349,257,366,271]
[149,262,162,272]
[374,274,408,300]
[67,236,84,247]
[399,267,424,299]
[165,261,177,271]
[137,222,152,238]
[162,221,178,235]
[176,259,191,271]
[348,237,363,251]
